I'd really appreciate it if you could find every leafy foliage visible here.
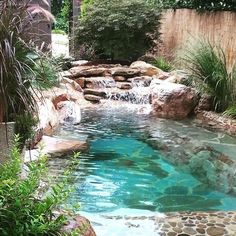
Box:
[14,113,38,149]
[177,39,236,112]
[76,0,162,61]
[51,0,63,16]
[53,0,72,34]
[151,57,173,72]
[0,136,80,235]
[151,0,236,11]
[81,0,94,16]
[0,0,56,123]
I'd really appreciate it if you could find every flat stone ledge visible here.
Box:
[89,211,236,236]
[27,136,88,158]
[195,111,236,136]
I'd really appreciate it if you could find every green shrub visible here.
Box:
[76,0,162,61]
[151,0,236,11]
[53,0,71,34]
[177,39,236,112]
[151,57,173,72]
[81,0,94,16]
[54,16,69,34]
[0,136,80,235]
[14,113,38,149]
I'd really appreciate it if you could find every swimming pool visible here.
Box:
[51,105,236,214]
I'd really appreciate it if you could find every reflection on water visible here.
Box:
[49,105,236,213]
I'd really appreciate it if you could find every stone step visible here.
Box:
[69,66,109,78]
[116,82,132,90]
[84,94,102,103]
[84,89,106,98]
[127,76,153,87]
[113,75,127,82]
[74,76,115,89]
[110,67,141,77]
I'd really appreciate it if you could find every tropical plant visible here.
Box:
[0,136,80,235]
[151,57,173,72]
[177,39,236,112]
[0,0,55,123]
[76,0,162,61]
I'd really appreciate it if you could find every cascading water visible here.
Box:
[105,77,153,105]
[89,77,116,88]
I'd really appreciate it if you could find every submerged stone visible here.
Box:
[37,136,88,157]
[155,195,205,207]
[144,163,169,179]
[164,186,189,195]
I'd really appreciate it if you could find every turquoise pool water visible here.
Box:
[53,106,236,213]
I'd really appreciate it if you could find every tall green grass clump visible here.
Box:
[178,39,236,112]
[151,57,173,72]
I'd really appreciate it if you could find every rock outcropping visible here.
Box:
[150,79,199,119]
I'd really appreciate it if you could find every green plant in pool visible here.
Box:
[151,57,173,72]
[177,39,236,112]
[76,0,162,61]
[0,136,80,235]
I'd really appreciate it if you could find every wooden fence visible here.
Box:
[159,9,236,69]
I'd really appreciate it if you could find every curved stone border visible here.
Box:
[196,111,236,136]
[156,211,236,236]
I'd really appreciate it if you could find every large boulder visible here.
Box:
[195,94,212,113]
[151,79,199,119]
[60,77,83,92]
[63,215,96,236]
[110,67,141,77]
[37,136,88,157]
[165,70,189,85]
[130,61,169,78]
[69,66,108,78]
[38,99,60,136]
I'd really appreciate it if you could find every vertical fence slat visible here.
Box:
[160,9,236,69]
